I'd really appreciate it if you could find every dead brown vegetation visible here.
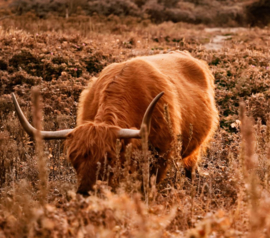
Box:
[0,15,270,237]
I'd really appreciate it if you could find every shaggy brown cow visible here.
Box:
[12,50,218,195]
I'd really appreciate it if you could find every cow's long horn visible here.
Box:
[12,93,73,140]
[117,92,164,138]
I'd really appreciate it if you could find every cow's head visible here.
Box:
[12,92,164,195]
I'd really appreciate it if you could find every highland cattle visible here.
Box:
[12,50,218,195]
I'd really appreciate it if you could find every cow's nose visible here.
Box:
[76,189,90,197]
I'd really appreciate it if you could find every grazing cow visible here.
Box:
[12,51,218,195]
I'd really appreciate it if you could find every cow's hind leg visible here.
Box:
[182,149,200,180]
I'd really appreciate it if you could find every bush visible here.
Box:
[84,0,141,17]
[3,0,270,27]
[246,0,270,26]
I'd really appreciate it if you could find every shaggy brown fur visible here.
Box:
[66,50,219,194]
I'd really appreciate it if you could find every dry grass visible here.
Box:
[0,15,270,237]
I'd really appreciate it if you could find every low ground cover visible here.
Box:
[0,16,270,237]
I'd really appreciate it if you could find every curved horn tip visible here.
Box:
[140,91,165,135]
[152,91,165,104]
[11,93,16,102]
[159,91,165,97]
[143,91,165,119]
[11,92,72,140]
[11,93,20,107]
[117,92,164,139]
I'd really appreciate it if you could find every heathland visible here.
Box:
[0,2,270,237]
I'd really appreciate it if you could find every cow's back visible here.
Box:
[77,51,218,157]
[136,51,218,156]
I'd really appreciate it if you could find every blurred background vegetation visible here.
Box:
[0,0,270,27]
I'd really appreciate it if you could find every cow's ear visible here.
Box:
[66,131,73,139]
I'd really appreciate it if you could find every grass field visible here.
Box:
[0,14,270,237]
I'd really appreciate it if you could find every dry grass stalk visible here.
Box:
[95,161,101,197]
[239,102,262,237]
[164,104,181,173]
[114,139,122,186]
[124,143,132,191]
[32,87,47,206]
[141,124,150,206]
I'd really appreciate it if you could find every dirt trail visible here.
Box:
[204,27,247,50]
